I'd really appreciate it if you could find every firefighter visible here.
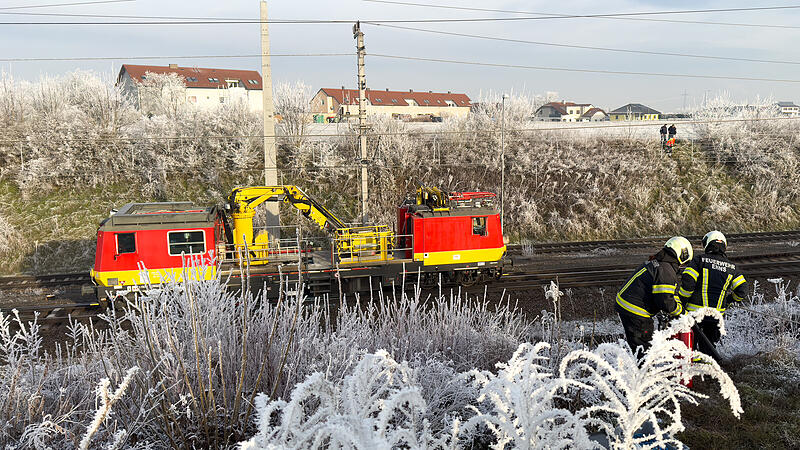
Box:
[616,237,693,355]
[678,231,747,357]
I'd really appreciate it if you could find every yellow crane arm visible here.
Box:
[227,186,347,247]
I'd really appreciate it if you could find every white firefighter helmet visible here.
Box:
[702,230,727,252]
[664,236,693,264]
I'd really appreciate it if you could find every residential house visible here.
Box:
[609,103,661,121]
[578,108,609,122]
[117,64,264,112]
[777,101,800,117]
[310,87,471,121]
[534,102,607,122]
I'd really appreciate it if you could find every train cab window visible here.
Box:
[472,217,487,236]
[168,231,206,255]
[117,233,136,253]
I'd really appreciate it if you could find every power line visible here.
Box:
[6,9,799,30]
[363,1,800,19]
[5,4,800,25]
[370,53,800,84]
[0,0,132,11]
[6,9,798,31]
[363,1,800,30]
[366,23,800,66]
[0,53,350,62]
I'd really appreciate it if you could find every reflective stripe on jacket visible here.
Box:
[616,259,682,318]
[679,253,747,313]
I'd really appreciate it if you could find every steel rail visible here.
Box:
[0,273,91,290]
[509,230,800,255]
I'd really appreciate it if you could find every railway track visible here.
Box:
[0,273,91,290]
[495,252,800,291]
[1,243,798,324]
[508,229,800,255]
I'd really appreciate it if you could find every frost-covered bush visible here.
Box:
[242,310,746,450]
[720,279,800,357]
[463,342,597,450]
[6,268,799,448]
[241,350,458,449]
[560,309,742,450]
[0,213,22,256]
[0,268,528,448]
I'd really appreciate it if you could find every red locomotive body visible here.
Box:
[91,202,220,297]
[397,192,506,266]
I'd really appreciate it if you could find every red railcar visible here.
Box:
[91,202,221,298]
[91,188,508,300]
[397,192,505,267]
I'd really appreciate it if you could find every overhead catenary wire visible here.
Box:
[370,53,800,84]
[4,4,800,25]
[0,53,350,62]
[365,23,800,66]
[362,1,800,18]
[362,0,800,30]
[0,0,133,11]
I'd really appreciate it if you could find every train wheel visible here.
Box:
[456,270,478,287]
[421,272,438,289]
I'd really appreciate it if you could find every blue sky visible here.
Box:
[2,0,799,112]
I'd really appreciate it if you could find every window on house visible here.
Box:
[423,99,430,104]
[375,98,383,103]
[391,99,398,103]
[168,231,205,255]
[116,233,136,254]
[186,77,198,82]
[140,75,147,81]
[226,80,240,88]
[248,79,259,84]
[472,217,487,236]
[208,77,219,83]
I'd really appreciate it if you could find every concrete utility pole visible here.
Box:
[260,1,279,228]
[500,94,508,230]
[354,21,369,225]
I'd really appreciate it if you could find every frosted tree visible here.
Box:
[137,71,187,119]
[274,80,313,149]
[462,342,598,450]
[559,309,742,450]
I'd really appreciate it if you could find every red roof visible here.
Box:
[580,107,607,118]
[119,64,262,90]
[539,102,569,114]
[319,88,471,107]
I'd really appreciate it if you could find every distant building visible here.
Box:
[534,102,607,122]
[609,103,661,121]
[310,87,471,121]
[117,64,263,112]
[777,101,799,117]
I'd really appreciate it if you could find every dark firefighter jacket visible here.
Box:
[678,252,747,313]
[616,254,683,318]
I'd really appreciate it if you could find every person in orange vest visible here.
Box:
[665,137,676,155]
